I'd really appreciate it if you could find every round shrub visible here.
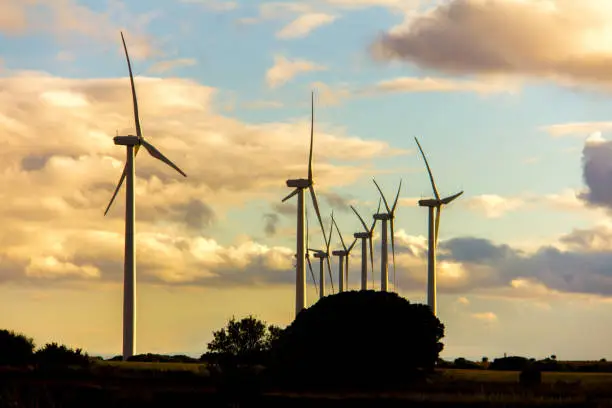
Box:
[269,290,444,390]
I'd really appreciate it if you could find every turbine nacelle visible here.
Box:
[331,250,346,256]
[286,178,312,189]
[418,199,439,207]
[373,213,391,221]
[354,232,369,239]
[312,251,329,259]
[114,135,140,146]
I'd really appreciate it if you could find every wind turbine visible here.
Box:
[282,92,327,317]
[372,179,402,292]
[104,32,187,361]
[309,212,335,298]
[331,217,358,292]
[350,199,381,290]
[414,137,463,316]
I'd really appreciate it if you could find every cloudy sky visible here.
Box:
[2,0,612,361]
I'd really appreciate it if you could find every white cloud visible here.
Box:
[181,0,239,11]
[277,13,337,39]
[464,194,525,218]
[147,59,197,74]
[266,56,327,89]
[541,122,612,137]
[471,311,497,322]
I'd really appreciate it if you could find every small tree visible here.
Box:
[35,342,90,367]
[205,315,282,365]
[0,329,35,366]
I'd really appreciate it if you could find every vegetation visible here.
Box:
[0,329,35,366]
[269,290,445,390]
[202,314,282,367]
[2,294,612,406]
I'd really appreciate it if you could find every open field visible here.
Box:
[4,364,612,407]
[441,368,612,384]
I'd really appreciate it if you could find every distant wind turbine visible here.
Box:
[414,137,463,316]
[282,92,328,317]
[331,216,358,292]
[104,32,187,361]
[309,212,335,298]
[372,179,402,292]
[350,199,381,290]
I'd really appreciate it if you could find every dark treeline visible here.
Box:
[439,356,612,373]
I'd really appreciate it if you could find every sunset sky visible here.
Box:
[2,0,612,361]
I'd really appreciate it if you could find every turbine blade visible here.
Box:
[332,217,346,251]
[391,179,402,212]
[305,205,310,250]
[435,205,441,248]
[390,217,396,291]
[326,211,334,251]
[351,205,369,233]
[373,179,391,214]
[120,31,143,139]
[282,188,299,202]
[104,163,127,216]
[140,139,187,177]
[307,255,318,295]
[348,238,357,253]
[368,236,374,289]
[307,91,314,182]
[308,185,327,248]
[326,256,335,294]
[414,137,440,200]
[369,198,382,232]
[441,191,464,205]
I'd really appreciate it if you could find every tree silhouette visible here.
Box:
[205,315,283,366]
[270,291,445,390]
[35,342,90,367]
[0,329,35,366]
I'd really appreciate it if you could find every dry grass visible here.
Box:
[93,360,207,373]
[441,368,612,384]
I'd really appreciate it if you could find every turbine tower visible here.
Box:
[304,207,319,299]
[414,137,463,316]
[331,217,357,292]
[351,199,381,290]
[308,212,335,298]
[372,179,402,292]
[282,92,327,317]
[104,32,187,361]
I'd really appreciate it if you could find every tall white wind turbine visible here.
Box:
[282,92,328,317]
[331,217,357,292]
[373,180,402,292]
[414,137,463,316]
[104,32,187,361]
[350,199,381,290]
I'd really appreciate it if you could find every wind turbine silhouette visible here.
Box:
[332,216,358,292]
[104,32,187,361]
[372,180,402,292]
[351,199,381,290]
[309,212,335,298]
[282,92,327,316]
[414,137,463,316]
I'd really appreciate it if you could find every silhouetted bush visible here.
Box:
[127,353,199,363]
[269,290,444,390]
[453,357,484,370]
[35,342,90,367]
[489,356,530,371]
[0,329,35,366]
[519,366,542,387]
[203,315,283,367]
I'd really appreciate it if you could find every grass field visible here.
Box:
[94,360,207,373]
[441,368,612,384]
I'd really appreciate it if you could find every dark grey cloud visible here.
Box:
[321,192,352,213]
[263,213,280,237]
[20,155,50,171]
[578,140,612,209]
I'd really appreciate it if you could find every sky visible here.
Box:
[2,0,612,361]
